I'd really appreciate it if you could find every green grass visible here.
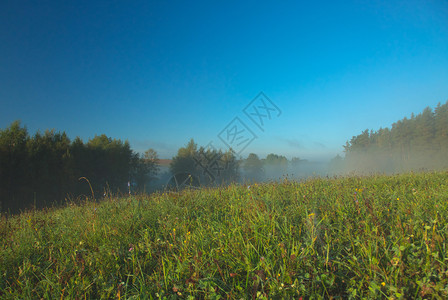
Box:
[1,172,448,299]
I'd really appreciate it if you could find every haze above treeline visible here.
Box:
[1,101,447,214]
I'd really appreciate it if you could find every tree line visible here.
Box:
[1,122,311,214]
[168,139,240,188]
[242,153,321,181]
[168,140,323,186]
[340,101,448,173]
[2,101,446,213]
[0,121,159,214]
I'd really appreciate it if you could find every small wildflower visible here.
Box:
[397,197,399,200]
[129,247,134,252]
[381,282,386,286]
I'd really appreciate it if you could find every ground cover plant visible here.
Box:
[1,171,447,299]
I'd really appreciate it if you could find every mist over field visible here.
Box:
[1,100,447,214]
[170,101,448,187]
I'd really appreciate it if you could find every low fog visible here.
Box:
[156,102,448,191]
[1,102,447,213]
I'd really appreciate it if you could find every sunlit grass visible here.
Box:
[1,171,447,298]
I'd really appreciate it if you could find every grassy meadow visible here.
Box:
[1,172,447,299]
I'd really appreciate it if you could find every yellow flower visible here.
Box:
[397,197,399,200]
[381,282,386,286]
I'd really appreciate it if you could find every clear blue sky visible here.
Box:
[1,0,447,160]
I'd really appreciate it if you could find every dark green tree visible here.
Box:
[243,153,264,181]
[0,121,30,212]
[86,135,133,195]
[131,148,160,192]
[27,130,71,206]
[218,149,239,184]
[170,139,198,175]
[263,153,288,179]
[169,139,201,187]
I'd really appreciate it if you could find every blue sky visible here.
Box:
[1,0,447,160]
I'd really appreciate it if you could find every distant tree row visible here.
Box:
[243,153,324,181]
[342,101,448,173]
[5,100,445,212]
[169,140,325,186]
[169,139,239,187]
[0,121,159,214]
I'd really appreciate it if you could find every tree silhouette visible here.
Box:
[243,153,264,181]
[0,122,161,214]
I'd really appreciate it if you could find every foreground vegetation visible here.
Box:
[1,172,447,299]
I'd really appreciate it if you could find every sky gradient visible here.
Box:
[1,0,448,160]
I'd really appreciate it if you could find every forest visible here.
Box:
[341,101,448,173]
[1,101,447,214]
[0,122,159,214]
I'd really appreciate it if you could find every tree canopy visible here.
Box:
[0,122,159,214]
[343,101,448,172]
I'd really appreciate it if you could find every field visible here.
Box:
[1,172,447,299]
